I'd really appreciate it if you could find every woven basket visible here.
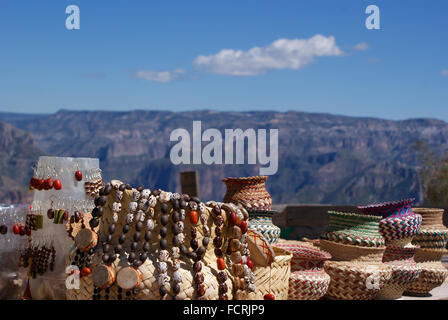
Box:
[274,241,331,272]
[288,271,330,300]
[404,261,448,296]
[414,248,448,263]
[273,242,331,300]
[376,246,420,300]
[321,211,384,248]
[324,261,392,300]
[412,229,448,249]
[248,210,281,244]
[413,208,447,230]
[319,239,385,263]
[222,176,272,211]
[358,198,415,218]
[247,246,292,300]
[379,213,422,245]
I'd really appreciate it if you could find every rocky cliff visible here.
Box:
[1,110,447,205]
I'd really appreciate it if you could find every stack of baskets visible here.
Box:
[405,208,448,296]
[319,211,392,300]
[275,240,331,300]
[358,199,422,299]
[222,176,280,244]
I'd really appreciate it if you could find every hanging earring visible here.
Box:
[49,237,56,272]
[75,161,83,182]
[47,197,55,220]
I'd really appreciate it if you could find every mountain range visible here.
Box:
[1,109,448,205]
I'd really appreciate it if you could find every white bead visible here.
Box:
[126,213,134,223]
[175,233,185,244]
[141,189,151,199]
[173,271,182,283]
[180,209,185,221]
[132,190,140,201]
[136,210,145,222]
[112,202,122,212]
[159,191,172,202]
[198,202,205,213]
[159,250,169,262]
[112,212,118,222]
[171,193,181,200]
[157,273,168,285]
[176,221,184,233]
[172,260,180,271]
[128,202,137,212]
[200,214,206,224]
[148,195,157,208]
[146,219,154,231]
[248,283,255,292]
[158,262,167,273]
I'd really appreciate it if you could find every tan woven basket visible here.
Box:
[324,261,392,300]
[376,246,421,300]
[222,176,272,211]
[319,239,385,263]
[247,246,292,300]
[288,271,330,300]
[404,261,448,296]
[414,248,448,263]
[413,208,446,230]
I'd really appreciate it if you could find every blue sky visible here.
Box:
[0,0,447,120]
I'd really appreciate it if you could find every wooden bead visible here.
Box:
[264,293,275,300]
[189,211,198,224]
[240,220,248,234]
[217,257,226,270]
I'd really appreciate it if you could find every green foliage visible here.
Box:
[412,140,448,206]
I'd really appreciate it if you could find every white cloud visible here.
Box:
[442,69,448,77]
[353,42,370,51]
[135,69,186,83]
[193,34,343,76]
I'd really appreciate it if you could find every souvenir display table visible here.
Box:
[2,165,448,301]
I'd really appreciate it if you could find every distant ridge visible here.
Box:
[1,109,447,205]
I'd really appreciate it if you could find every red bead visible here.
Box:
[19,225,26,236]
[75,170,82,181]
[229,212,237,226]
[189,210,198,224]
[12,224,20,235]
[264,293,275,300]
[80,267,91,277]
[217,257,226,270]
[240,220,248,234]
[53,179,62,190]
[44,178,53,190]
[247,258,253,270]
[36,179,44,190]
